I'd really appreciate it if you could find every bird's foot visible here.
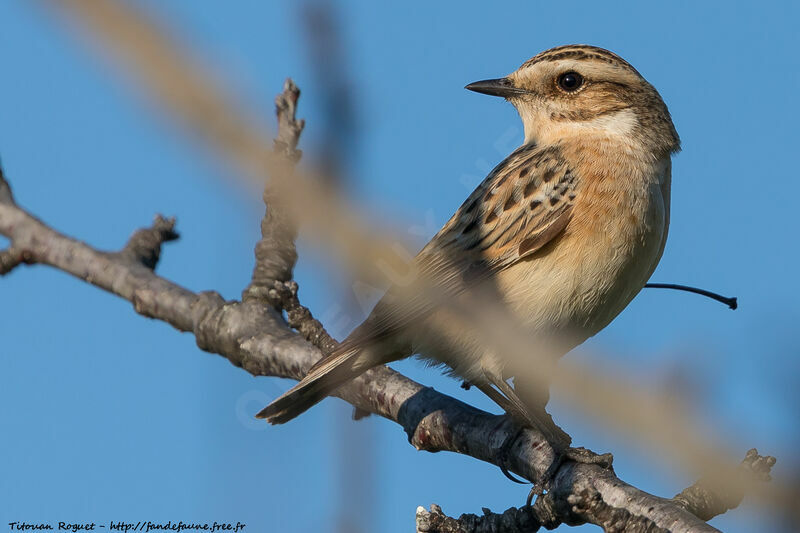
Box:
[493,413,614,511]
[526,446,614,504]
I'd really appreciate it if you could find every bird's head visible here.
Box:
[466,45,680,158]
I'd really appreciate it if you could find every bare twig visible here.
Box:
[272,78,305,162]
[673,448,776,521]
[116,214,179,270]
[0,168,30,274]
[242,79,304,306]
[268,279,338,355]
[0,163,14,205]
[645,283,738,310]
[0,246,28,275]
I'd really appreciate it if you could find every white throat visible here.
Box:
[518,106,639,147]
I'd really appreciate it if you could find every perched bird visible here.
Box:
[257,45,680,444]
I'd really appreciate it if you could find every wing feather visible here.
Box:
[342,143,579,348]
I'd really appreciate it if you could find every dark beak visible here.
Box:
[465,77,527,98]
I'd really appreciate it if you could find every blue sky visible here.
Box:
[1,1,798,532]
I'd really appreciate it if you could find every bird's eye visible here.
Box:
[557,72,583,92]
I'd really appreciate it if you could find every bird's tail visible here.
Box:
[256,344,367,424]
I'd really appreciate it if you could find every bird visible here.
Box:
[257,45,680,449]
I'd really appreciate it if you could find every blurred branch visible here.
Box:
[45,0,279,180]
[299,1,356,181]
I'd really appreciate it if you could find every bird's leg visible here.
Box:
[487,373,571,450]
[486,377,573,493]
[474,382,529,484]
[477,370,573,488]
[478,371,613,498]
[508,376,613,497]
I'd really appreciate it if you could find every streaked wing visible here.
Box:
[341,143,579,349]
[424,143,577,271]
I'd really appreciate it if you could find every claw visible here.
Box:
[500,461,528,484]
[525,453,559,509]
[526,486,537,508]
[525,446,614,508]
[497,421,529,484]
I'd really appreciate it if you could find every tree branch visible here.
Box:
[417,449,777,532]
[416,503,544,533]
[0,163,728,532]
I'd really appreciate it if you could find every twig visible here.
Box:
[116,214,179,269]
[645,283,738,310]
[242,79,304,306]
[0,246,29,275]
[268,279,338,355]
[0,163,14,205]
[272,78,305,162]
[0,166,31,274]
[673,448,776,521]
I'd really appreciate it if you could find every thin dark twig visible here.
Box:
[645,283,738,310]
